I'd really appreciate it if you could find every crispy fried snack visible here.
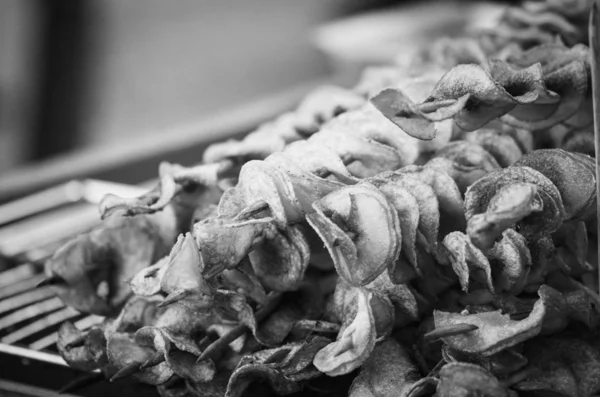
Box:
[49,1,600,396]
[44,186,219,315]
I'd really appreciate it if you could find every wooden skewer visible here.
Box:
[108,292,283,380]
[157,290,190,307]
[109,361,143,382]
[197,323,248,362]
[139,351,166,370]
[232,200,270,222]
[423,323,479,341]
[197,292,282,362]
[35,274,65,288]
[100,159,236,219]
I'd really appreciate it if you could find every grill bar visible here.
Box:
[28,333,59,352]
[23,241,68,263]
[0,343,70,367]
[0,274,47,300]
[0,297,64,331]
[0,263,37,288]
[29,315,104,351]
[0,203,98,258]
[0,179,144,371]
[2,307,80,344]
[0,288,57,316]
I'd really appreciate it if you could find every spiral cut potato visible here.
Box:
[50,121,535,393]
[43,0,600,396]
[99,86,367,219]
[491,0,593,48]
[439,149,595,296]
[135,122,527,303]
[126,100,506,301]
[411,0,593,71]
[101,131,527,384]
[42,184,221,316]
[373,42,592,141]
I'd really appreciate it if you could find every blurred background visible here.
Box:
[0,0,507,176]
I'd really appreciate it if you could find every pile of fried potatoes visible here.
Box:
[45,1,600,396]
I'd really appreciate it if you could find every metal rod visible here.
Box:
[590,1,600,292]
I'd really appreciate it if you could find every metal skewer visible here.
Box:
[590,1,600,293]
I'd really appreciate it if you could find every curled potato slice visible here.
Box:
[437,362,509,397]
[433,139,500,171]
[44,214,176,316]
[220,265,267,305]
[460,128,525,167]
[442,232,494,293]
[465,166,566,243]
[370,172,440,257]
[106,332,174,385]
[467,182,543,250]
[152,304,217,355]
[203,85,364,164]
[427,146,500,194]
[442,345,528,379]
[193,217,272,278]
[503,44,589,130]
[366,270,423,327]
[443,230,531,294]
[348,339,421,397]
[323,104,421,166]
[488,229,532,294]
[367,175,420,273]
[433,285,559,356]
[237,161,302,227]
[308,128,404,178]
[306,182,401,286]
[135,327,216,383]
[371,62,559,140]
[248,224,310,292]
[265,152,346,214]
[514,149,596,220]
[160,233,213,297]
[109,295,164,334]
[226,336,330,397]
[57,322,108,372]
[282,140,358,184]
[99,162,223,219]
[130,257,169,297]
[399,165,465,234]
[425,157,487,197]
[313,288,376,376]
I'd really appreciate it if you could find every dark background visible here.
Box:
[0,0,518,175]
[0,0,402,172]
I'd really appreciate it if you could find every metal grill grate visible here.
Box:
[0,261,104,365]
[0,180,145,366]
